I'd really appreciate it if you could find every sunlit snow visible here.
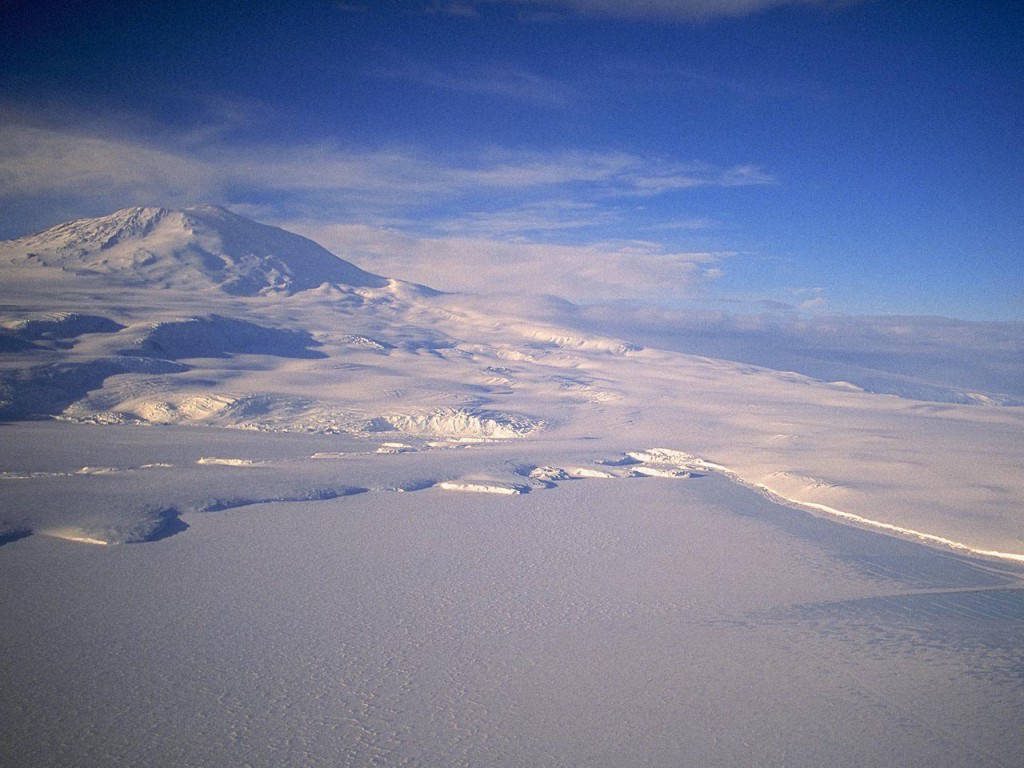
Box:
[1,208,1021,766]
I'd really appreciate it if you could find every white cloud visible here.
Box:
[793,286,827,311]
[0,124,216,203]
[284,221,727,301]
[799,296,827,310]
[0,118,772,230]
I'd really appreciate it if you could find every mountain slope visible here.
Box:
[0,205,388,295]
[0,206,1021,557]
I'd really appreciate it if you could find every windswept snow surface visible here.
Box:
[1,207,1023,765]
[1,425,1022,767]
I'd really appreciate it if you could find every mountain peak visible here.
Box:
[1,205,388,296]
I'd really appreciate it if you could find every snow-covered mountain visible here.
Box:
[0,205,388,295]
[1,206,1022,560]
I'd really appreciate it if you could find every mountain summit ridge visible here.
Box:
[0,205,388,296]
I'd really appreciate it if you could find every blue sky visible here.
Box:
[1,0,1021,319]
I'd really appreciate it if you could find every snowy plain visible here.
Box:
[1,206,1022,766]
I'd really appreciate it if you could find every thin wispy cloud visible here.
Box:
[432,200,618,237]
[447,0,850,22]
[424,0,481,17]
[625,163,775,195]
[376,63,575,107]
[0,117,772,228]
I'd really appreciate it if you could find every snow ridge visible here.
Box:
[625,448,1024,565]
[383,408,543,439]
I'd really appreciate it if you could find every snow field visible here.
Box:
[1,207,1023,766]
[2,470,1021,767]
